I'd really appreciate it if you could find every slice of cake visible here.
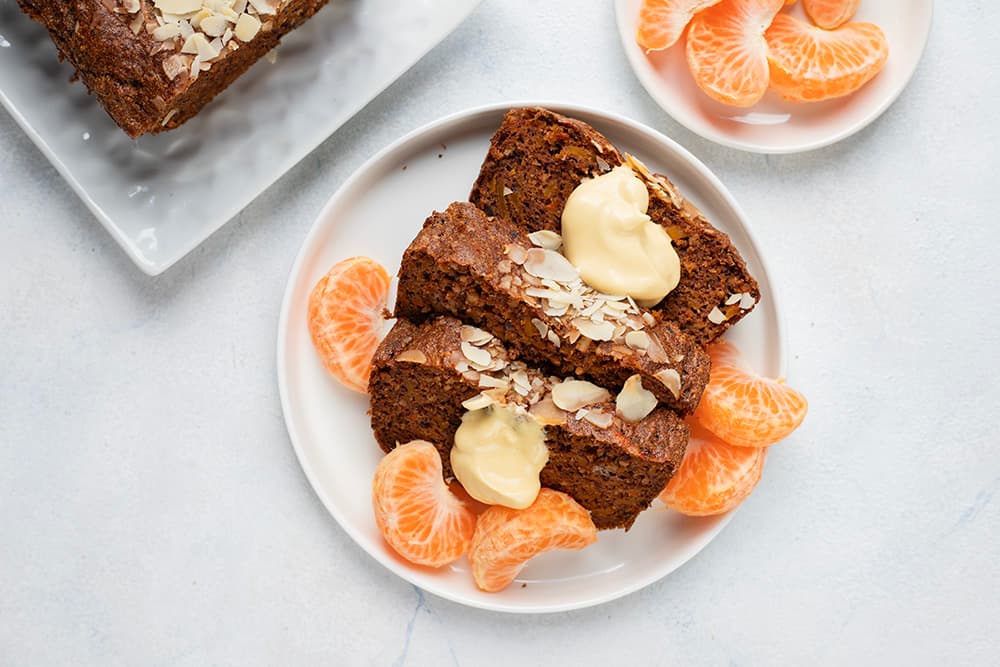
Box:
[17,0,329,137]
[468,106,761,344]
[395,202,711,416]
[369,316,689,530]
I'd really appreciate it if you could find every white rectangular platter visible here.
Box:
[0,0,481,275]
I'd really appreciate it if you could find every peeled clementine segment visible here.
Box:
[685,0,785,107]
[802,0,859,29]
[636,0,724,52]
[659,421,765,516]
[372,440,478,568]
[307,256,391,393]
[469,489,598,592]
[694,340,808,448]
[766,13,888,102]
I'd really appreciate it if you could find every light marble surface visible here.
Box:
[2,1,997,664]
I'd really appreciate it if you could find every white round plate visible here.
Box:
[615,0,933,153]
[277,102,785,613]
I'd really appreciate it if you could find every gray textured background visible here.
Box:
[2,1,997,664]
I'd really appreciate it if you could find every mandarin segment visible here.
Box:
[694,340,808,448]
[372,440,478,568]
[685,0,785,107]
[469,489,598,592]
[636,0,725,52]
[802,0,860,30]
[766,13,888,102]
[659,421,765,515]
[307,256,391,393]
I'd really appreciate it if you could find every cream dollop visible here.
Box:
[451,404,548,509]
[561,165,680,307]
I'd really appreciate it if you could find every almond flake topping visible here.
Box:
[523,248,580,283]
[394,350,427,364]
[615,375,658,422]
[461,342,492,369]
[527,230,563,251]
[582,409,614,429]
[530,318,548,339]
[460,325,493,345]
[653,368,682,399]
[462,393,494,411]
[528,397,566,426]
[551,380,612,412]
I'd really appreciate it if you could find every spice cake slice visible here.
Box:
[469,106,761,344]
[395,202,710,415]
[17,0,330,137]
[369,316,688,530]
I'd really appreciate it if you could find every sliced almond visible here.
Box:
[615,375,658,422]
[460,325,493,345]
[461,393,493,411]
[624,330,650,350]
[478,375,508,389]
[395,350,427,364]
[708,307,727,324]
[461,341,492,368]
[153,23,182,41]
[530,317,548,339]
[505,244,527,265]
[739,292,756,310]
[645,337,668,364]
[654,368,682,399]
[571,317,615,341]
[551,379,611,412]
[582,409,614,429]
[527,230,562,250]
[154,0,201,12]
[248,0,278,14]
[233,12,261,41]
[529,397,566,426]
[546,329,561,348]
[510,369,531,391]
[523,248,579,283]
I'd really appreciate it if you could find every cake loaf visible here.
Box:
[469,107,761,344]
[395,202,710,415]
[17,0,329,137]
[369,316,688,530]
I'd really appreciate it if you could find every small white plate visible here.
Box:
[614,0,933,153]
[277,102,786,613]
[0,0,480,275]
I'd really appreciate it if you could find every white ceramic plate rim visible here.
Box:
[276,101,787,613]
[0,1,481,276]
[613,0,934,154]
